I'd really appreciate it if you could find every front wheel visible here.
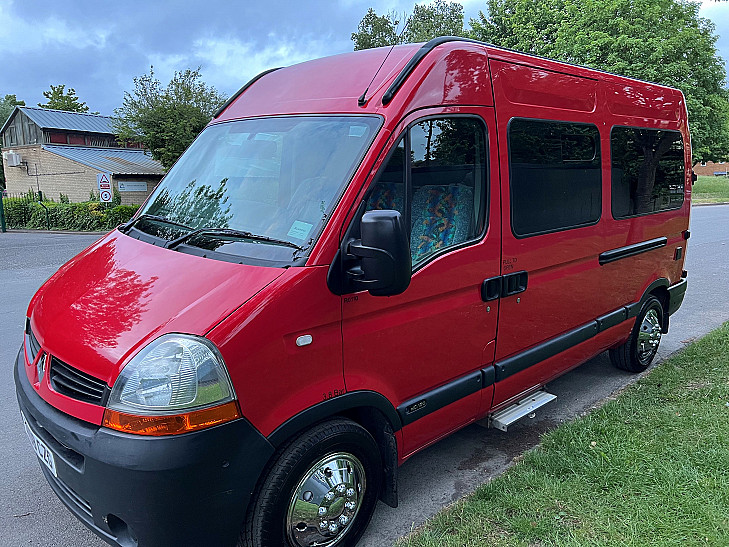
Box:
[240,418,382,547]
[609,295,664,373]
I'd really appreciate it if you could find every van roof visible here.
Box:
[214,37,684,122]
[216,43,422,120]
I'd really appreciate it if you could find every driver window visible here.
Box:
[366,116,487,266]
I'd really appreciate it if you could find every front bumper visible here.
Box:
[14,347,275,547]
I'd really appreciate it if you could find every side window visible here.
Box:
[367,117,487,266]
[509,119,601,237]
[366,139,406,216]
[611,127,684,218]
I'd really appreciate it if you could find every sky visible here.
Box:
[1,0,728,116]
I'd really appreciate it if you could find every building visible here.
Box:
[1,106,164,204]
[693,160,728,177]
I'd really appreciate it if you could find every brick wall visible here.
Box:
[694,161,728,176]
[2,145,159,204]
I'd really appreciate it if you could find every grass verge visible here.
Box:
[399,322,729,547]
[693,175,729,204]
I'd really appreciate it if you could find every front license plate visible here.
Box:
[22,411,57,477]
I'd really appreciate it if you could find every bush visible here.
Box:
[3,197,35,227]
[3,199,140,231]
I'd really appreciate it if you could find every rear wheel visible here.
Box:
[240,418,382,547]
[610,295,664,373]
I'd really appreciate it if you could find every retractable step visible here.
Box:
[490,391,557,432]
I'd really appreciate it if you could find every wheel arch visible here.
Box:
[642,278,670,333]
[266,391,401,508]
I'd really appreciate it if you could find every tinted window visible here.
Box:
[367,117,487,266]
[611,127,684,218]
[509,119,601,237]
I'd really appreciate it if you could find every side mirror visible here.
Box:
[347,210,411,296]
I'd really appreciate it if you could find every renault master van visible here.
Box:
[15,37,689,547]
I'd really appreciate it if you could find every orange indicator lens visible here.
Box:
[102,401,241,436]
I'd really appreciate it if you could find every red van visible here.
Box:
[15,37,690,547]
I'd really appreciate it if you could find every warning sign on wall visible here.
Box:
[97,173,113,203]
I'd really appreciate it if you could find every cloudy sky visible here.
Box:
[1,0,728,116]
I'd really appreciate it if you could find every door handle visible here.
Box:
[501,271,528,297]
[481,276,502,301]
[481,271,528,302]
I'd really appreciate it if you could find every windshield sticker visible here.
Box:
[349,125,368,137]
[288,221,313,240]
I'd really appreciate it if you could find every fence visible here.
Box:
[0,188,138,232]
[1,190,50,231]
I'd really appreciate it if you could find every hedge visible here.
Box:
[2,199,139,231]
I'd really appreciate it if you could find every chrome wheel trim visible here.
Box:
[637,308,662,364]
[285,452,366,547]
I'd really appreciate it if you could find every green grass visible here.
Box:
[399,322,729,547]
[693,175,729,204]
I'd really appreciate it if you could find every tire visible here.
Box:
[609,295,664,373]
[240,418,382,547]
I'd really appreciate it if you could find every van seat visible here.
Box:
[366,182,404,213]
[410,184,473,263]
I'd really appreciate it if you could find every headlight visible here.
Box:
[103,334,240,436]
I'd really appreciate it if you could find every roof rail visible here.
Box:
[381,36,481,106]
[213,67,283,119]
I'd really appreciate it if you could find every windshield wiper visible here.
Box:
[119,214,192,233]
[165,227,305,251]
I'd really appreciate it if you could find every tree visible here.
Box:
[0,93,24,126]
[37,84,91,112]
[351,1,467,50]
[112,67,227,169]
[352,8,400,50]
[471,0,729,162]
[403,0,466,44]
[470,0,564,56]
[0,94,25,190]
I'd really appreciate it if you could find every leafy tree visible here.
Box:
[351,1,467,50]
[37,84,91,112]
[0,93,24,126]
[352,8,401,50]
[470,0,563,56]
[404,0,466,43]
[112,67,227,170]
[471,0,729,162]
[0,94,25,190]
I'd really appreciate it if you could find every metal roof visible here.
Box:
[4,106,115,134]
[43,145,165,175]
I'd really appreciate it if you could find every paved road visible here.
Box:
[1,205,727,547]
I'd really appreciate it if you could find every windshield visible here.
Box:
[135,115,382,264]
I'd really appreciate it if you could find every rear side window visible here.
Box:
[611,127,684,218]
[509,119,601,237]
[366,116,487,266]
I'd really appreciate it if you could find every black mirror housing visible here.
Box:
[360,210,411,296]
[348,210,411,296]
[326,209,411,297]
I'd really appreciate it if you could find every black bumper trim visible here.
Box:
[667,278,687,316]
[15,347,275,547]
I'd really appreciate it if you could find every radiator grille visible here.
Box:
[49,357,109,406]
[25,320,41,362]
